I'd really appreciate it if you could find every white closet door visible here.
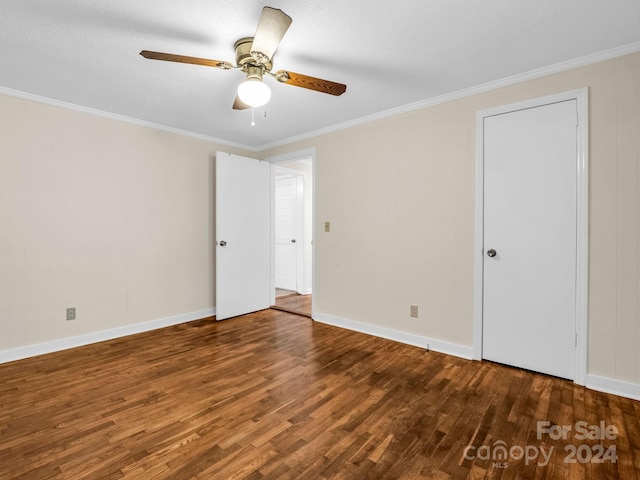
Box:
[482,100,577,380]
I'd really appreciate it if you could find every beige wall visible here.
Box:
[2,52,639,388]
[263,52,640,385]
[0,94,253,351]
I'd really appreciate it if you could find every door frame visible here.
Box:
[472,88,589,385]
[266,148,316,317]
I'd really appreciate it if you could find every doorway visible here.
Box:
[270,152,314,318]
[274,170,304,293]
[473,89,588,384]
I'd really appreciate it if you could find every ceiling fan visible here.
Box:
[140,6,347,111]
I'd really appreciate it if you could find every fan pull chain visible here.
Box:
[249,107,268,127]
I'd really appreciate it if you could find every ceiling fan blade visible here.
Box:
[140,50,233,70]
[250,7,292,63]
[233,95,250,110]
[275,70,347,96]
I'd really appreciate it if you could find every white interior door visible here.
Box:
[482,100,577,380]
[216,152,271,321]
[275,175,300,291]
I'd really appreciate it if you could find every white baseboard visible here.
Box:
[6,309,638,403]
[313,313,640,402]
[0,308,216,364]
[586,374,640,402]
[313,312,474,360]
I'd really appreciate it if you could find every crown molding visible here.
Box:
[3,40,640,154]
[255,40,640,151]
[0,86,255,151]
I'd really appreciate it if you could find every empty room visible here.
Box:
[2,1,640,478]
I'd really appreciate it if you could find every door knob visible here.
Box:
[219,240,227,247]
[487,249,496,257]
[291,239,296,243]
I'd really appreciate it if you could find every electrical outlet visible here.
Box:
[66,307,76,321]
[410,305,418,318]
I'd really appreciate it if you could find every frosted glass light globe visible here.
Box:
[237,79,271,108]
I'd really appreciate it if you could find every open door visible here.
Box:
[216,152,271,320]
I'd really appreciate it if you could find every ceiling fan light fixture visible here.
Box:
[237,78,271,108]
[140,7,347,113]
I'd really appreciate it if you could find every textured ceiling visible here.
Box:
[2,0,640,149]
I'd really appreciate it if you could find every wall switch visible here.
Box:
[324,221,331,232]
[410,305,418,318]
[66,307,76,321]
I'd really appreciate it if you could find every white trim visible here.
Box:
[4,42,639,153]
[314,314,640,402]
[265,148,317,164]
[314,313,474,360]
[0,86,250,151]
[574,89,589,386]
[586,374,640,402]
[473,114,486,361]
[473,88,589,386]
[257,42,640,151]
[294,175,305,295]
[0,308,215,365]
[315,313,640,402]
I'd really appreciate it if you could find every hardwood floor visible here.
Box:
[272,292,312,318]
[1,310,639,479]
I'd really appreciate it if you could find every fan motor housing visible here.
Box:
[234,37,272,72]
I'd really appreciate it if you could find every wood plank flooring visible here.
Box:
[272,293,312,318]
[1,309,639,479]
